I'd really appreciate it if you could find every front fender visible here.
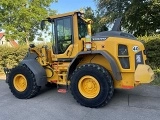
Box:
[20,53,47,86]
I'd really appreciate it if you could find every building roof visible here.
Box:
[0,32,19,47]
[0,33,4,39]
[9,40,19,47]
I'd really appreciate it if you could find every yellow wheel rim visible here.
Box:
[13,74,27,92]
[78,76,100,99]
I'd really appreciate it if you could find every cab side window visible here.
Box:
[78,17,87,38]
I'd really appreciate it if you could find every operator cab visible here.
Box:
[41,11,89,56]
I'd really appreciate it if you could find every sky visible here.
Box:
[50,0,96,14]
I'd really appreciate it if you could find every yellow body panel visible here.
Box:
[114,73,135,89]
[92,37,146,72]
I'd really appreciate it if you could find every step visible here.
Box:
[57,89,67,93]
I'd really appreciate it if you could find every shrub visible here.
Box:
[145,39,160,68]
[152,69,160,85]
[138,34,160,69]
[0,43,52,73]
[0,46,28,72]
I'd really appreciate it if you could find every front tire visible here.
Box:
[8,64,40,99]
[70,63,114,108]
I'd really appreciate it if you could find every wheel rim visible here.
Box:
[78,76,100,99]
[13,74,27,92]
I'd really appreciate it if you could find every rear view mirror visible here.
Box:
[40,20,46,30]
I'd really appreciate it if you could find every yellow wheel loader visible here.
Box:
[4,11,154,108]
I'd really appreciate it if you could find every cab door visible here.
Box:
[54,16,73,57]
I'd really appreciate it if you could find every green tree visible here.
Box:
[95,0,160,36]
[0,0,57,45]
[124,0,160,36]
[95,0,130,23]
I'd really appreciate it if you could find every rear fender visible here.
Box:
[67,50,122,80]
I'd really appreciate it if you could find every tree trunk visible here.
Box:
[25,37,29,45]
[25,33,29,45]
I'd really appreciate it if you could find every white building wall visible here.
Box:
[0,36,11,47]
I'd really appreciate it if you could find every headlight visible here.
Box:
[135,51,144,68]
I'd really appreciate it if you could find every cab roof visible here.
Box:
[48,11,82,19]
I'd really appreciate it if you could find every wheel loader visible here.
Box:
[4,11,154,108]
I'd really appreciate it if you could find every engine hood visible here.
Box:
[92,31,136,41]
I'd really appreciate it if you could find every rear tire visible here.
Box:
[8,64,40,99]
[70,63,114,108]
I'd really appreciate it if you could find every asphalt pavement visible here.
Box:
[0,79,160,120]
